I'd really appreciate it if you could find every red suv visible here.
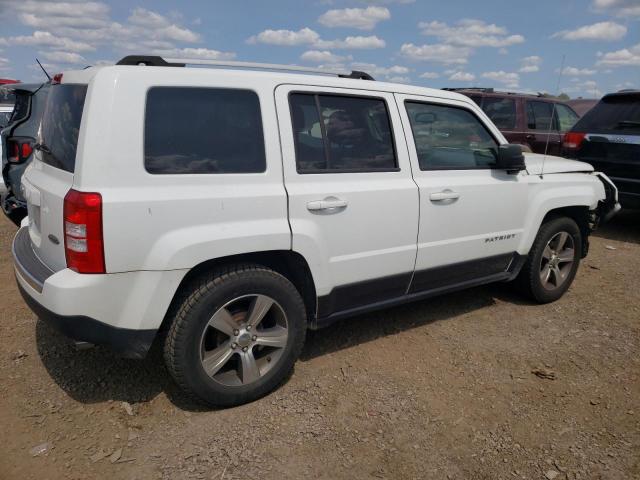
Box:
[446,88,580,155]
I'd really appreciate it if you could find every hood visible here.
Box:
[524,153,594,175]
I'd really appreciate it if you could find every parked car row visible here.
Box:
[446,88,580,156]
[12,55,619,407]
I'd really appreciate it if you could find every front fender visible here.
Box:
[518,173,605,255]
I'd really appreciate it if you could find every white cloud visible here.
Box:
[400,43,470,64]
[351,62,410,81]
[481,70,520,88]
[300,50,351,63]
[152,47,236,61]
[318,6,390,30]
[419,19,524,48]
[449,71,475,82]
[387,76,411,83]
[592,0,640,18]
[0,2,213,63]
[519,55,542,73]
[597,43,640,67]
[316,35,385,49]
[552,21,627,41]
[564,79,603,97]
[419,72,440,79]
[560,66,597,76]
[40,50,87,64]
[3,31,95,52]
[247,28,320,46]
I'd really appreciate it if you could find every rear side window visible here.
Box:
[554,104,578,132]
[40,84,87,173]
[481,97,517,130]
[526,101,554,131]
[405,101,498,170]
[573,94,640,134]
[144,87,266,174]
[289,93,397,173]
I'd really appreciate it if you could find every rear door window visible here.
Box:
[481,96,517,130]
[289,93,397,173]
[39,84,87,173]
[144,87,266,174]
[572,94,640,134]
[526,101,555,131]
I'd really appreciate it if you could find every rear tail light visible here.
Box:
[7,138,34,163]
[562,132,586,150]
[63,189,105,274]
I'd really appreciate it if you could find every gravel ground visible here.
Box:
[0,211,639,480]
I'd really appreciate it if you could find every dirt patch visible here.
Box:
[1,212,639,479]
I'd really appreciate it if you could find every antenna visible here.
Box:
[35,58,51,81]
[541,54,565,178]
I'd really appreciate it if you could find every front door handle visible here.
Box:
[307,197,348,211]
[430,190,460,202]
[525,134,535,140]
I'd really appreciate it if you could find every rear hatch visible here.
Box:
[22,82,87,272]
[567,91,640,196]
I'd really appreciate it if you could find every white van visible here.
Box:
[13,56,619,406]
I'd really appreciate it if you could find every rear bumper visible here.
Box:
[17,281,155,359]
[12,226,188,359]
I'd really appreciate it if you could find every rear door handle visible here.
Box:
[525,134,535,140]
[307,198,348,211]
[430,190,460,202]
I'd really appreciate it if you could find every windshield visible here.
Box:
[39,84,87,172]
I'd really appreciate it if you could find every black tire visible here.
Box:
[516,216,582,303]
[164,264,307,407]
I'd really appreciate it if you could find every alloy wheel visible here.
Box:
[539,231,575,291]
[199,294,288,386]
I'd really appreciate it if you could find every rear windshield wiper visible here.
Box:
[617,120,640,128]
[34,143,52,154]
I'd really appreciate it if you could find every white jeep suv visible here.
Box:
[13,56,619,407]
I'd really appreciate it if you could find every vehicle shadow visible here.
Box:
[300,283,520,361]
[35,320,210,411]
[593,209,640,245]
[35,282,526,411]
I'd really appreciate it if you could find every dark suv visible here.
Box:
[1,82,49,225]
[446,88,579,155]
[563,90,640,209]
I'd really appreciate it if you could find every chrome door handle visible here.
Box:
[430,190,460,202]
[307,198,348,211]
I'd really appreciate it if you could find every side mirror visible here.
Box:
[496,144,526,174]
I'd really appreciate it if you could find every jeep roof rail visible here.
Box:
[115,55,375,80]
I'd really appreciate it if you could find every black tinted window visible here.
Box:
[405,102,498,170]
[290,93,397,172]
[527,101,554,131]
[481,97,516,129]
[10,92,30,124]
[40,84,87,172]
[145,87,265,174]
[573,94,640,134]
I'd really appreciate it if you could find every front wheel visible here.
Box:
[516,216,582,303]
[164,265,307,407]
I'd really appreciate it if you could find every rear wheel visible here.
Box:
[164,265,307,407]
[516,216,582,303]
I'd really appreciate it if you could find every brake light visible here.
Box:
[63,189,105,274]
[52,73,63,84]
[563,132,586,150]
[7,138,34,163]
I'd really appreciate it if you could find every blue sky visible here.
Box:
[0,0,638,98]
